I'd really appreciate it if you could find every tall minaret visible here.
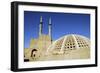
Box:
[39,16,43,37]
[48,17,52,38]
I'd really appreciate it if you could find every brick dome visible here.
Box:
[46,34,90,55]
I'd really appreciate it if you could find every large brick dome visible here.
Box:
[46,34,90,55]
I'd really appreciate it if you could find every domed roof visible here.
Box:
[46,34,90,55]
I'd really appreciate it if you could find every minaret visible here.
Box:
[48,17,52,39]
[39,16,43,37]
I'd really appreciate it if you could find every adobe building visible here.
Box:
[24,16,52,61]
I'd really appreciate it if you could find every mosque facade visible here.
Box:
[24,16,52,61]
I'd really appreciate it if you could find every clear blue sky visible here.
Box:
[24,11,90,48]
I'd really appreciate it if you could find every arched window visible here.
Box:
[31,49,37,57]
